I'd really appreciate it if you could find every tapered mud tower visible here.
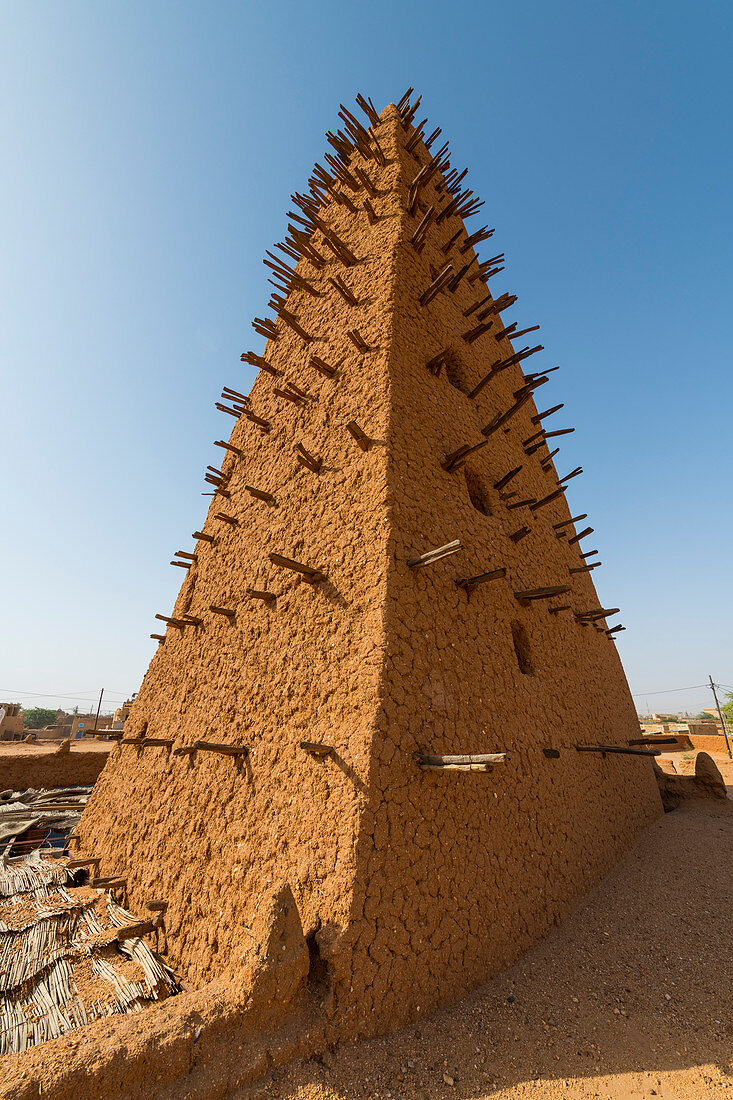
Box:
[79,92,662,1041]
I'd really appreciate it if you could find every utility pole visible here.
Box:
[709,675,732,759]
[93,688,104,732]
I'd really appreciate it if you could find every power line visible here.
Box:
[631,683,708,697]
[0,687,131,703]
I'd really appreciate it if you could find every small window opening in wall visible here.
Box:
[511,621,534,676]
[306,930,330,999]
[443,350,472,395]
[464,468,492,516]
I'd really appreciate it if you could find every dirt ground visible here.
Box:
[250,758,733,1100]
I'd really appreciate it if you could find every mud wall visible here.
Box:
[689,735,732,755]
[77,119,407,986]
[77,101,662,1041]
[334,111,662,1036]
[0,747,111,792]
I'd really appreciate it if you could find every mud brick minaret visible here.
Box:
[79,92,662,1040]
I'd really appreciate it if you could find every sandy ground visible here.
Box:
[0,738,114,758]
[250,764,733,1100]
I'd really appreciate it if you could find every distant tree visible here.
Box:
[721,693,733,728]
[22,707,57,730]
[695,711,715,720]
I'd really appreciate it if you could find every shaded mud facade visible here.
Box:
[77,102,662,1045]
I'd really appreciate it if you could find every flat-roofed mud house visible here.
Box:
[62,92,661,1091]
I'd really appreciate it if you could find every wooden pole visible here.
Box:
[93,688,103,732]
[709,675,732,758]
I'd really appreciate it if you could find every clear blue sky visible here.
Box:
[1,1,731,718]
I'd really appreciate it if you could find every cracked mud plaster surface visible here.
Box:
[77,103,662,1043]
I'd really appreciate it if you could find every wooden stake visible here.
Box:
[268,553,325,581]
[417,753,507,772]
[252,317,279,341]
[441,228,463,254]
[214,512,238,527]
[363,198,378,224]
[295,443,322,473]
[299,741,333,757]
[194,741,248,757]
[575,607,620,622]
[214,440,243,457]
[346,421,371,450]
[171,560,192,569]
[276,308,313,343]
[286,383,310,401]
[417,753,508,766]
[469,346,544,398]
[209,605,236,619]
[354,165,378,197]
[495,323,540,342]
[192,531,216,543]
[493,467,523,491]
[407,540,463,569]
[419,265,454,306]
[553,514,587,531]
[244,485,276,503]
[459,225,495,254]
[557,466,583,486]
[246,588,276,602]
[240,351,282,377]
[411,206,435,251]
[508,527,530,542]
[515,586,571,602]
[529,489,565,512]
[310,355,338,378]
[462,320,494,345]
[531,403,564,425]
[347,328,372,352]
[244,411,271,431]
[121,737,173,748]
[569,563,601,573]
[426,350,450,375]
[567,526,593,545]
[150,634,166,642]
[481,393,534,437]
[448,262,473,292]
[328,275,359,305]
[575,745,660,758]
[456,568,506,593]
[274,387,304,405]
[443,439,488,471]
[155,614,190,627]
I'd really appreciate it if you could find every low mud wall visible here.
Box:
[689,735,731,756]
[0,746,111,792]
[1,885,321,1100]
